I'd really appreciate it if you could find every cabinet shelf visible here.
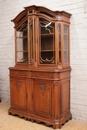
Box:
[17,51,28,52]
[17,36,27,39]
[41,33,54,37]
[41,50,55,52]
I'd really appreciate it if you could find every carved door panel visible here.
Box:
[33,79,53,118]
[10,78,26,110]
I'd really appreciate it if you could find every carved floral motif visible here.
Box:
[54,81,58,86]
[39,83,46,95]
[38,82,51,95]
[15,80,22,90]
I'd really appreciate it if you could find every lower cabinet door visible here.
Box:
[10,78,26,110]
[33,79,53,118]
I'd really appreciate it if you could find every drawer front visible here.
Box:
[31,71,54,79]
[10,70,27,77]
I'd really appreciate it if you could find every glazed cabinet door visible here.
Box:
[33,79,53,118]
[10,78,26,110]
[38,18,55,65]
[16,20,28,64]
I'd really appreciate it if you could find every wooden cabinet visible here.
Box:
[8,5,72,128]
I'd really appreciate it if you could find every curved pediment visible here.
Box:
[11,5,71,27]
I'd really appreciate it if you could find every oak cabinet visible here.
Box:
[8,5,72,128]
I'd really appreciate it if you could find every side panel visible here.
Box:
[60,79,70,116]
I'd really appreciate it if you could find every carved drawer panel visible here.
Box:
[10,70,27,77]
[31,72,54,79]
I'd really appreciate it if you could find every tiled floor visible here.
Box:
[0,101,87,130]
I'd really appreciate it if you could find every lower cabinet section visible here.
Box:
[8,69,72,129]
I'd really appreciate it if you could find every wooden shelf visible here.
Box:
[17,51,28,52]
[17,36,27,38]
[41,50,55,52]
[41,33,54,37]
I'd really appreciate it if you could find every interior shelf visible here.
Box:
[41,50,55,52]
[17,36,27,38]
[41,33,54,37]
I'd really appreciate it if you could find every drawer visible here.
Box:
[31,71,54,79]
[10,70,27,77]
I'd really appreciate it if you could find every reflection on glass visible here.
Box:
[29,23,33,60]
[64,25,69,63]
[17,52,28,62]
[39,18,55,64]
[16,21,28,63]
[58,24,61,63]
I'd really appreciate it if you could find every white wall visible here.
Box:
[0,0,87,122]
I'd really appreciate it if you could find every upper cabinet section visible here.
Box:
[12,5,71,69]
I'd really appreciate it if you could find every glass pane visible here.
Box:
[58,24,61,63]
[17,38,28,51]
[17,52,28,63]
[34,18,36,62]
[16,21,28,63]
[29,21,33,61]
[39,18,55,64]
[64,25,69,63]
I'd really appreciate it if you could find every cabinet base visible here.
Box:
[8,107,72,129]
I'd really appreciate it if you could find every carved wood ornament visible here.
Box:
[15,80,22,90]
[38,83,51,95]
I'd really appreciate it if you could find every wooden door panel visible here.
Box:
[10,78,26,109]
[33,79,52,117]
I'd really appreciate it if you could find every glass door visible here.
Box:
[63,25,69,63]
[16,21,28,63]
[39,18,55,64]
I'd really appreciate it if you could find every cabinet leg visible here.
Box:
[31,119,34,122]
[53,124,61,129]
